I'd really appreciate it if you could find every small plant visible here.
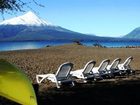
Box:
[46,45,51,47]
[93,43,106,48]
[73,40,83,45]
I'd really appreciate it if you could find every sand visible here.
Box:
[0,44,140,105]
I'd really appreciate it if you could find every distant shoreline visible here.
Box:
[0,40,140,52]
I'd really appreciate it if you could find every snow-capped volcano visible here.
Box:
[0,11,52,26]
[0,11,98,41]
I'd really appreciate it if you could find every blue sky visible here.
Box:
[1,0,140,37]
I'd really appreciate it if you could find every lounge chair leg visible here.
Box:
[119,71,122,76]
[57,85,60,88]
[56,82,61,88]
[72,81,75,87]
[94,78,97,81]
[83,80,88,83]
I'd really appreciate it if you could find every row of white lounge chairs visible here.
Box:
[36,56,134,88]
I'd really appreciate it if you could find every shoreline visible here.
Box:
[1,41,140,52]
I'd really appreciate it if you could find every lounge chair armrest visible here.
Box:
[118,64,125,70]
[70,69,83,75]
[107,65,111,70]
[70,69,84,78]
[92,67,99,73]
[36,74,56,83]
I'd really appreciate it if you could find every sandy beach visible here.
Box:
[0,44,140,105]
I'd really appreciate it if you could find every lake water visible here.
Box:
[0,41,72,51]
[82,40,140,47]
[0,40,140,51]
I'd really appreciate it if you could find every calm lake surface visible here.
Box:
[0,40,140,51]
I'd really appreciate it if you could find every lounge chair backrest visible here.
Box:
[55,62,73,80]
[83,60,96,74]
[110,58,121,69]
[123,56,133,67]
[98,59,110,71]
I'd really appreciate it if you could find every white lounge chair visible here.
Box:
[117,56,133,75]
[92,59,110,80]
[36,62,75,88]
[106,58,121,77]
[70,60,96,82]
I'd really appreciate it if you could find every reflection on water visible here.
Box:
[0,41,72,51]
[0,40,140,51]
[0,42,39,51]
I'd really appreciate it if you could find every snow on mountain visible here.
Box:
[0,11,52,26]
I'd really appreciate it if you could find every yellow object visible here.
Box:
[0,59,37,105]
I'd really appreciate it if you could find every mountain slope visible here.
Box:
[1,25,98,41]
[124,27,140,39]
[0,11,99,41]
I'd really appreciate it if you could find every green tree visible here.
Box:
[0,0,44,15]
